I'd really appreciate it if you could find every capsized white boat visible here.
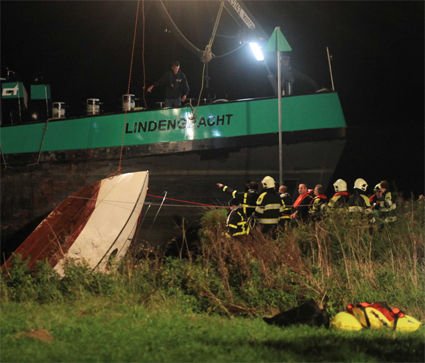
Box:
[4,171,149,274]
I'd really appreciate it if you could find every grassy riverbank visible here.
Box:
[1,299,424,362]
[1,199,424,362]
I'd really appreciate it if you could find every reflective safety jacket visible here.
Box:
[327,191,350,209]
[280,192,292,221]
[226,207,250,237]
[220,185,258,217]
[370,191,396,212]
[309,194,328,220]
[348,189,372,213]
[255,189,282,225]
[370,191,397,222]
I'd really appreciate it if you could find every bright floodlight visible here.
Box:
[249,42,264,61]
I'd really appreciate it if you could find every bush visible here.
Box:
[1,200,423,320]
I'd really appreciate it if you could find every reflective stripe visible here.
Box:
[361,195,371,207]
[255,206,264,214]
[257,218,279,224]
[263,203,281,211]
[256,192,267,205]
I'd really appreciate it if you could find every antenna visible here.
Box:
[326,47,335,91]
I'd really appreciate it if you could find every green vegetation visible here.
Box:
[1,199,424,362]
[1,299,424,363]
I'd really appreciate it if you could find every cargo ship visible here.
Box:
[0,78,346,256]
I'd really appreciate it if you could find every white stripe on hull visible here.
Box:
[54,171,149,274]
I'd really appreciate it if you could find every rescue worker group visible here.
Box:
[217,177,396,237]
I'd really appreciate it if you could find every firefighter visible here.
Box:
[370,180,397,223]
[348,178,372,214]
[255,176,282,236]
[225,198,250,237]
[291,183,314,222]
[327,179,350,209]
[216,181,259,218]
[279,184,292,228]
[309,184,328,221]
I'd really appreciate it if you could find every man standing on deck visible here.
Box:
[146,60,190,108]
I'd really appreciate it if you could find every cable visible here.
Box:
[117,0,141,174]
[213,42,247,59]
[197,1,225,106]
[141,0,147,108]
[159,0,202,57]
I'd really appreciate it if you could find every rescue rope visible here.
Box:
[151,191,168,226]
[0,116,51,169]
[0,145,8,168]
[69,192,317,210]
[147,193,218,208]
[26,117,50,166]
[141,0,147,109]
[213,43,247,58]
[116,0,142,174]
[158,0,203,57]
[197,0,224,107]
[68,192,223,208]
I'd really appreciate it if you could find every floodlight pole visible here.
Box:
[277,49,283,186]
[326,46,335,91]
[267,25,291,187]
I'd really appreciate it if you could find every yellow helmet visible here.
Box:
[261,176,276,189]
[333,178,347,192]
[354,178,368,192]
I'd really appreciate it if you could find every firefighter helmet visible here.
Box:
[333,179,347,192]
[374,183,381,192]
[261,176,275,189]
[354,178,368,192]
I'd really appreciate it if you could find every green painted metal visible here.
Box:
[30,84,51,100]
[0,93,345,155]
[266,26,292,52]
[1,82,27,99]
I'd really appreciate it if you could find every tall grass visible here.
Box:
[1,199,424,320]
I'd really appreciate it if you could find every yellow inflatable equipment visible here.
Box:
[331,302,422,332]
[330,312,363,331]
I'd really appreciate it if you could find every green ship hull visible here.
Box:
[1,92,346,251]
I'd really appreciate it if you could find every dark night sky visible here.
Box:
[1,1,424,195]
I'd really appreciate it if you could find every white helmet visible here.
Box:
[354,178,368,192]
[374,183,381,192]
[261,176,276,189]
[333,178,347,192]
